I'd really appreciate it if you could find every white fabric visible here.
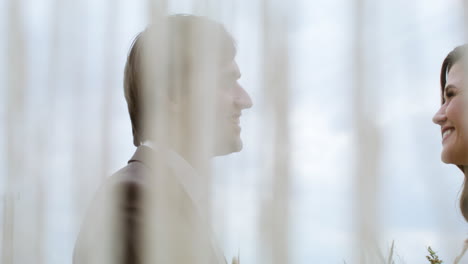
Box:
[141,141,209,214]
[141,141,232,263]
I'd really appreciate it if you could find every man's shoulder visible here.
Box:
[109,161,148,185]
[90,155,182,210]
[107,157,177,188]
[73,162,149,264]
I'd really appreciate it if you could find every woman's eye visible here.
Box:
[444,90,456,101]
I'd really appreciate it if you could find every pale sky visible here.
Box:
[1,0,468,263]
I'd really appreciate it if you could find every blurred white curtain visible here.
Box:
[1,0,468,264]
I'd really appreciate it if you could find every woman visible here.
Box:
[433,45,468,264]
[433,44,468,221]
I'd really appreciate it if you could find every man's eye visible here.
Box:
[222,80,237,89]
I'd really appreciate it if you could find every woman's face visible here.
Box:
[433,62,468,165]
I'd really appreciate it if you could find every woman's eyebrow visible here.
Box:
[444,84,457,91]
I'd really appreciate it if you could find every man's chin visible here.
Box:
[213,138,243,156]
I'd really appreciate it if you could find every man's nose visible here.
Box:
[235,86,253,109]
[432,105,447,125]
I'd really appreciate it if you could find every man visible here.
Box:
[73,15,252,264]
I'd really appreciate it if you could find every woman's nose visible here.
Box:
[432,106,447,125]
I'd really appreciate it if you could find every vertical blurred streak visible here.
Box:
[2,0,26,263]
[96,1,120,264]
[192,0,218,204]
[194,1,230,255]
[352,0,381,263]
[194,0,219,19]
[259,0,291,263]
[46,0,61,123]
[189,6,221,264]
[42,0,61,263]
[100,0,119,183]
[31,0,62,262]
[460,2,468,261]
[66,0,92,261]
[148,0,167,24]
[463,0,468,39]
[142,9,225,263]
[143,1,168,263]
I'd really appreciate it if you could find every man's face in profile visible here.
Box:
[213,60,252,156]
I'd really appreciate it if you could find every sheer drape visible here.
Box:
[1,0,467,263]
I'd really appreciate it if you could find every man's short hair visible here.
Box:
[124,14,236,146]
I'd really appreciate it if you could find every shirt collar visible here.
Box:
[140,141,209,214]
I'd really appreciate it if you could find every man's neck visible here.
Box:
[142,140,211,171]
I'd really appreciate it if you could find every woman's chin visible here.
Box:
[441,150,455,164]
[441,151,468,166]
